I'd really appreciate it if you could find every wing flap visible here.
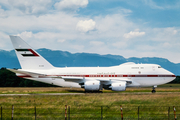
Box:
[96,78,132,83]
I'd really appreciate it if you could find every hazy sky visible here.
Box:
[0,0,180,63]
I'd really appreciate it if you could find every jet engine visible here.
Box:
[84,81,100,91]
[110,82,126,91]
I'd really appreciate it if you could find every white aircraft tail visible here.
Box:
[9,36,54,70]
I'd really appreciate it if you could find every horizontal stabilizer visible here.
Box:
[8,69,46,78]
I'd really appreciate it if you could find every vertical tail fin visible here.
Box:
[9,36,54,70]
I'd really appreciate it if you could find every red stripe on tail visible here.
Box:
[28,49,39,56]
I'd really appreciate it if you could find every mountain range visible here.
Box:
[0,48,179,75]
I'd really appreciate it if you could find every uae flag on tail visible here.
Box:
[16,49,39,57]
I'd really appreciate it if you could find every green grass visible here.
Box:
[0,84,180,119]
[1,83,180,94]
[0,93,179,119]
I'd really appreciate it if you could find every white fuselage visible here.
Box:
[18,62,175,88]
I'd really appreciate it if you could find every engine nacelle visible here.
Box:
[84,81,100,91]
[110,82,126,91]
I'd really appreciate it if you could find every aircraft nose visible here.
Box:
[169,71,176,77]
[166,71,176,83]
[165,70,176,81]
[172,74,176,77]
[165,69,176,77]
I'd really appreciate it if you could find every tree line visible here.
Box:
[0,68,57,87]
[0,67,179,87]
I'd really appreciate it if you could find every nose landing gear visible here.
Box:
[151,86,157,93]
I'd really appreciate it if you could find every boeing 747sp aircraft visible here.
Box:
[8,36,176,93]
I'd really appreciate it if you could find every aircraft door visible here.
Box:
[127,72,131,80]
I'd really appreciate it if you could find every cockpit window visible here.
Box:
[158,66,162,68]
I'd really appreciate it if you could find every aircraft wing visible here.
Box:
[8,69,132,84]
[58,76,132,84]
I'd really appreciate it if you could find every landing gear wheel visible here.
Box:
[98,91,103,93]
[151,86,156,93]
[85,91,90,93]
[151,89,156,93]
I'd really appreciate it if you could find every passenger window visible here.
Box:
[131,67,139,69]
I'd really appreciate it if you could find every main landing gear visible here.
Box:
[151,86,157,93]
